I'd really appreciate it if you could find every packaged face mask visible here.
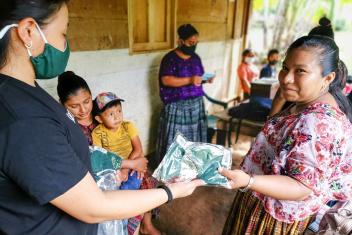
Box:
[153,134,232,188]
[89,145,122,181]
[89,146,128,235]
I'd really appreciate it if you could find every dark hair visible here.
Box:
[57,71,91,104]
[268,49,279,58]
[177,24,198,40]
[242,48,253,57]
[287,35,352,122]
[347,75,352,84]
[93,100,122,117]
[308,17,334,39]
[0,0,69,68]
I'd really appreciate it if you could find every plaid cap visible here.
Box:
[94,92,124,111]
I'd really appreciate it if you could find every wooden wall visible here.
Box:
[68,0,251,51]
[177,0,230,41]
[67,0,129,51]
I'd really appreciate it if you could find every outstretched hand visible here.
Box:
[167,179,206,199]
[218,167,250,189]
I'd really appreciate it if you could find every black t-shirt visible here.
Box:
[0,74,97,235]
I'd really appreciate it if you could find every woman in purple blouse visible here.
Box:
[156,24,213,163]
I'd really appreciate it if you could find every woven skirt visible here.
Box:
[127,172,159,235]
[156,96,207,163]
[222,191,313,235]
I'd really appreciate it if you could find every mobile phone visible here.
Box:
[202,73,215,81]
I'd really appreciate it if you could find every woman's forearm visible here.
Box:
[121,159,132,169]
[51,173,202,224]
[244,80,251,91]
[161,76,192,87]
[268,89,286,117]
[251,174,312,201]
[97,189,168,222]
[128,149,142,160]
[51,173,169,223]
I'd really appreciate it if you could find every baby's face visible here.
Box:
[99,104,123,131]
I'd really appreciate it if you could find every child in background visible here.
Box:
[92,92,160,235]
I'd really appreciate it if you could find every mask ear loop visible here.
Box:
[0,24,19,40]
[26,22,47,57]
[33,22,48,44]
[25,41,33,57]
[34,22,68,51]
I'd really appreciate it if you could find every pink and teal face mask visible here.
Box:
[0,22,70,80]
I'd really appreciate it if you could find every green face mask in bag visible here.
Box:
[152,133,232,188]
[26,22,70,80]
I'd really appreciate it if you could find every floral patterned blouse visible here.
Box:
[79,121,98,146]
[241,102,352,223]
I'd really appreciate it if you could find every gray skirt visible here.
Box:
[156,96,207,163]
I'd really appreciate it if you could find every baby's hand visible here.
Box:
[120,168,129,182]
[131,157,148,172]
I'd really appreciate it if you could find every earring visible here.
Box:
[321,84,328,92]
[24,41,32,49]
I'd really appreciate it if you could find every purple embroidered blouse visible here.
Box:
[159,50,205,104]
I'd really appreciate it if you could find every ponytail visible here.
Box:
[328,60,352,122]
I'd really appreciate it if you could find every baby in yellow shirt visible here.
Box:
[92,92,145,183]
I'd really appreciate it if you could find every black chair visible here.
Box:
[227,97,270,144]
[204,93,240,146]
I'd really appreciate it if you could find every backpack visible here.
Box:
[317,201,352,235]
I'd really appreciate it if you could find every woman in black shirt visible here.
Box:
[0,1,203,234]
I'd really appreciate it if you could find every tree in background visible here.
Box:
[250,0,352,54]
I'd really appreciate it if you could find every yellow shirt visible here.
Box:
[92,121,138,159]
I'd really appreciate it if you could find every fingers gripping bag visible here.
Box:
[89,146,128,235]
[152,134,232,188]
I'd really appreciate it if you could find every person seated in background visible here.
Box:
[237,49,259,99]
[259,49,280,79]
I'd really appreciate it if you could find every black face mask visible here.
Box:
[269,60,279,65]
[269,60,278,66]
[179,44,197,55]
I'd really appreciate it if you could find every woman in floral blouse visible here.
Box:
[220,34,352,234]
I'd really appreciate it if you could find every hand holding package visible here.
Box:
[153,134,232,188]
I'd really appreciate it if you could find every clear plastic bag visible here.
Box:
[95,170,128,235]
[153,133,232,188]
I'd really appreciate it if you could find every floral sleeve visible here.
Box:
[282,113,344,196]
[242,103,352,223]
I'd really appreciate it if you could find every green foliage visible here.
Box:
[341,0,352,4]
[253,0,280,13]
[312,7,328,24]
[253,0,264,11]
